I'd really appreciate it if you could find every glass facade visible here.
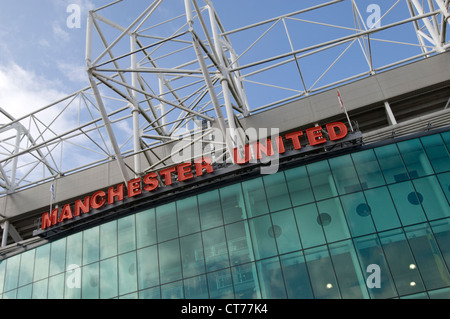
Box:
[1,130,450,299]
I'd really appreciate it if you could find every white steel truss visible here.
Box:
[0,0,448,197]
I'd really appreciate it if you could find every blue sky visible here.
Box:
[0,0,439,119]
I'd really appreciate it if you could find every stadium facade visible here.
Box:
[0,0,450,300]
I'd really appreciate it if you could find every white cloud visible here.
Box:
[57,61,89,84]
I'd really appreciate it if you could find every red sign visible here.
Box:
[40,122,348,231]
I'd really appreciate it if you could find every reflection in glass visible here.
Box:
[271,209,302,254]
[352,149,385,189]
[177,197,200,236]
[397,139,434,178]
[118,251,137,296]
[180,233,205,278]
[220,184,247,224]
[329,155,361,195]
[307,161,338,201]
[389,182,427,226]
[421,134,450,173]
[198,190,223,230]
[285,166,315,206]
[207,269,234,299]
[225,221,254,266]
[413,176,450,220]
[340,192,376,237]
[156,202,178,242]
[249,215,278,260]
[375,144,409,183]
[242,178,269,217]
[293,203,326,249]
[317,198,350,243]
[263,172,292,212]
[256,257,286,299]
[136,208,156,248]
[100,220,117,260]
[232,263,261,299]
[158,239,182,284]
[81,262,99,299]
[137,245,159,290]
[50,238,67,276]
[364,187,401,232]
[280,252,313,299]
[184,275,209,299]
[203,227,229,272]
[100,257,118,299]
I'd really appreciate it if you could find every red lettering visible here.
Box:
[178,163,194,182]
[143,172,159,192]
[195,157,214,176]
[41,209,58,230]
[74,196,90,216]
[306,126,326,146]
[108,183,124,204]
[253,139,274,160]
[276,136,285,154]
[159,167,176,186]
[285,131,304,150]
[127,178,142,198]
[233,145,251,164]
[58,204,73,223]
[326,122,348,141]
[91,191,106,209]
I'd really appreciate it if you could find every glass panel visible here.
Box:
[442,132,450,152]
[118,251,137,295]
[352,149,386,189]
[17,284,32,299]
[198,189,223,230]
[225,221,254,266]
[33,244,50,282]
[161,280,184,299]
[137,245,159,290]
[304,246,340,299]
[159,239,182,284]
[421,134,450,173]
[430,219,450,271]
[285,166,315,207]
[232,263,261,299]
[437,172,450,204]
[256,257,286,299]
[66,232,82,269]
[242,178,269,217]
[389,181,427,226]
[100,220,117,260]
[397,139,434,178]
[81,262,99,299]
[118,215,136,254]
[203,227,229,272]
[375,144,409,183]
[340,192,376,237]
[177,197,200,236]
[4,254,20,292]
[48,273,64,299]
[18,250,35,287]
[329,240,368,299]
[136,208,156,248]
[100,257,118,299]
[280,251,313,299]
[180,233,205,278]
[263,172,292,212]
[329,155,361,195]
[405,224,450,290]
[139,286,160,299]
[249,215,278,260]
[207,269,234,299]
[82,227,99,266]
[307,160,338,201]
[429,287,450,299]
[31,279,48,299]
[379,229,426,296]
[317,198,351,243]
[156,202,178,242]
[0,260,5,294]
[413,176,450,220]
[50,238,66,276]
[293,203,326,249]
[271,209,302,254]
[364,186,401,232]
[220,183,247,224]
[353,234,397,299]
[65,264,81,299]
[184,275,209,299]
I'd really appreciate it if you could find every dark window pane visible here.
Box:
[180,233,205,278]
[203,227,229,272]
[220,183,247,223]
[317,198,351,243]
[364,187,401,232]
[437,172,450,204]
[207,269,234,299]
[388,181,427,226]
[375,144,409,183]
[421,134,450,173]
[329,240,369,299]
[413,176,450,220]
[352,149,385,189]
[232,263,261,299]
[406,224,450,290]
[293,203,326,249]
[431,219,450,271]
[280,252,313,299]
[156,202,178,242]
[329,155,361,194]
[198,190,223,230]
[249,215,278,260]
[271,209,302,254]
[285,166,315,206]
[397,139,434,178]
[225,221,254,266]
[256,257,286,299]
[242,178,269,217]
[304,246,340,299]
[307,160,338,201]
[177,197,200,237]
[263,172,292,212]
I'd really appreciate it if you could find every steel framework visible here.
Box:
[0,0,448,200]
